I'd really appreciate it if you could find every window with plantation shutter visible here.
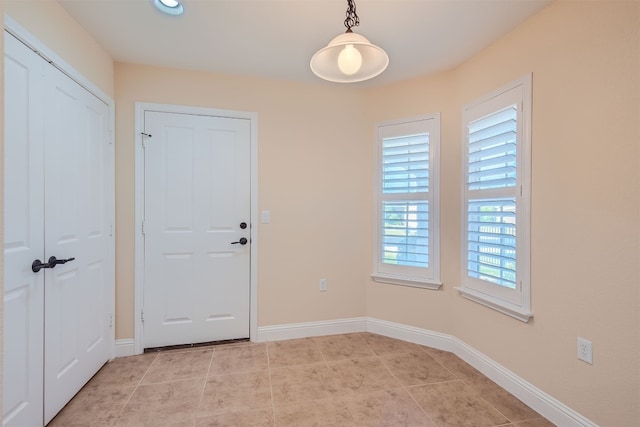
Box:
[457,75,533,322]
[373,115,441,289]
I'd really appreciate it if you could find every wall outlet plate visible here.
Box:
[577,337,593,364]
[319,278,327,292]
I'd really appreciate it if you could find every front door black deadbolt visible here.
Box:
[240,222,247,229]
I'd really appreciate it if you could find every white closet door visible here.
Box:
[43,62,112,424]
[2,33,45,427]
[3,31,113,426]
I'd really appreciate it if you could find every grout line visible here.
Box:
[265,342,277,427]
[460,377,517,425]
[192,348,217,423]
[135,352,158,387]
[374,349,437,423]
[113,352,159,422]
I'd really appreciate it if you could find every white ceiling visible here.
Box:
[57,0,552,86]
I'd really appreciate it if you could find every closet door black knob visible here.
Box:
[32,256,76,273]
[32,259,52,273]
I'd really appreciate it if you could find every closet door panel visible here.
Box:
[2,34,45,427]
[43,64,111,424]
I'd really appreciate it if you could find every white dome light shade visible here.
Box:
[310,32,389,83]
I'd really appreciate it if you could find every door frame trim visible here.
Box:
[4,14,117,360]
[134,102,259,354]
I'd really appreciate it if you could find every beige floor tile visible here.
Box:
[312,333,375,361]
[270,362,340,406]
[197,370,272,417]
[85,353,157,390]
[267,338,324,368]
[409,380,510,427]
[381,351,456,386]
[209,344,268,375]
[425,348,483,379]
[274,398,354,427]
[115,421,194,427]
[195,407,274,427]
[327,356,402,395]
[142,349,213,384]
[511,418,557,426]
[359,332,421,355]
[117,378,205,425]
[343,388,437,427]
[53,333,548,427]
[48,386,134,427]
[465,376,541,422]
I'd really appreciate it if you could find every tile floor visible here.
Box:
[48,333,555,427]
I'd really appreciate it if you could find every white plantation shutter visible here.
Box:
[468,106,517,191]
[374,116,440,288]
[459,75,532,321]
[382,134,429,268]
[382,134,429,194]
[467,198,516,289]
[466,106,518,289]
[382,200,429,268]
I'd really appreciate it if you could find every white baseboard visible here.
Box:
[258,316,597,427]
[366,317,457,353]
[114,339,136,358]
[256,317,368,342]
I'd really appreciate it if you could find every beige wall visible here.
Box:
[114,64,370,339]
[4,0,114,97]
[364,1,640,425]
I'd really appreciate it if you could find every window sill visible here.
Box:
[454,286,533,323]
[371,273,442,290]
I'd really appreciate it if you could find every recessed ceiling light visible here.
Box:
[154,0,184,16]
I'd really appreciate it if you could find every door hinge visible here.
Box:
[109,224,114,237]
[141,221,145,235]
[108,130,114,145]
[141,132,152,148]
[109,313,113,328]
[141,310,145,323]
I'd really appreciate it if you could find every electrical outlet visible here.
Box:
[319,278,327,292]
[577,337,593,364]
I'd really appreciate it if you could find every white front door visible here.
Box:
[3,32,113,426]
[142,111,251,348]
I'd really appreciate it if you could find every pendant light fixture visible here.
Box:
[310,0,389,83]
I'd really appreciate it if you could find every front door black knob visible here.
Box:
[231,237,248,245]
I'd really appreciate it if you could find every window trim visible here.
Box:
[372,114,441,290]
[456,74,533,322]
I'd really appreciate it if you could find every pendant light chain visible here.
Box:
[344,0,360,32]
